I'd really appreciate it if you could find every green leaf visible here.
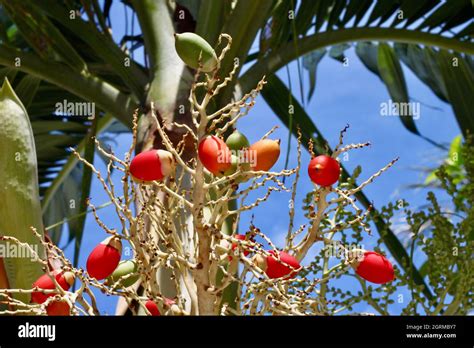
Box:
[419,260,429,278]
[418,0,470,32]
[261,74,327,152]
[328,43,351,62]
[221,0,274,82]
[353,0,374,27]
[37,0,147,99]
[394,44,448,102]
[456,22,474,39]
[0,0,87,72]
[437,50,474,138]
[338,0,363,26]
[14,75,41,108]
[259,0,295,54]
[0,67,18,84]
[377,43,419,135]
[0,78,45,303]
[41,113,115,212]
[447,135,463,167]
[390,0,437,28]
[356,43,444,148]
[43,165,84,245]
[366,0,399,26]
[424,170,438,185]
[314,0,334,32]
[302,49,327,101]
[0,44,137,128]
[195,0,229,46]
[401,0,439,28]
[355,41,379,74]
[31,120,88,135]
[295,0,321,35]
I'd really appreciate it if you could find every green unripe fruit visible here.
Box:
[226,131,250,151]
[106,259,139,287]
[223,155,251,182]
[174,32,218,72]
[239,160,252,172]
[223,155,239,176]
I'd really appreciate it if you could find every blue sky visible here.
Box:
[58,3,460,314]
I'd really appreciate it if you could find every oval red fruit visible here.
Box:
[46,299,71,316]
[130,149,175,182]
[145,298,175,316]
[31,271,75,304]
[86,236,122,280]
[145,300,161,316]
[265,251,301,279]
[355,251,394,284]
[198,135,231,175]
[308,155,340,186]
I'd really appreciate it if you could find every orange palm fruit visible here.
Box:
[249,139,280,171]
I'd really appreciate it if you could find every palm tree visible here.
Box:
[0,0,472,312]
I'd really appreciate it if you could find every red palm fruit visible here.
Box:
[46,299,71,316]
[255,250,301,279]
[129,149,175,182]
[249,139,280,171]
[145,300,161,316]
[145,298,175,316]
[228,234,251,261]
[198,135,231,174]
[31,271,75,304]
[354,251,395,284]
[86,236,122,280]
[308,155,340,186]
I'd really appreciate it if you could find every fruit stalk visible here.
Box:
[189,77,218,315]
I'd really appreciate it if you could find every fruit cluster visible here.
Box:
[21,32,397,317]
